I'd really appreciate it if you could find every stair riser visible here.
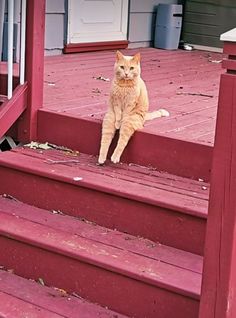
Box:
[0,236,200,318]
[38,111,212,181]
[0,167,206,255]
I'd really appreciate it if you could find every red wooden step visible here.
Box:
[0,196,202,318]
[0,270,126,318]
[38,109,212,181]
[0,292,63,318]
[0,147,208,255]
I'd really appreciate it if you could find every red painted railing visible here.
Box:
[18,0,45,141]
[199,29,236,318]
[0,0,45,142]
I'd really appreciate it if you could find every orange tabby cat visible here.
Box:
[98,51,169,165]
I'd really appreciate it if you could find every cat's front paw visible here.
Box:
[111,153,121,164]
[98,155,106,165]
[115,121,121,130]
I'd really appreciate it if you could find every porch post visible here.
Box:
[199,28,236,318]
[18,0,45,142]
[0,0,5,61]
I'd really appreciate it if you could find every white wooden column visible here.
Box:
[7,0,14,99]
[0,0,5,61]
[20,0,26,84]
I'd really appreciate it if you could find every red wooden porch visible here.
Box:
[38,48,223,182]
[1,1,236,317]
[43,48,222,146]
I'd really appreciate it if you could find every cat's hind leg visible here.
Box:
[98,111,116,165]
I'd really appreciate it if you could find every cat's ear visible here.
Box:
[116,51,123,61]
[133,53,141,63]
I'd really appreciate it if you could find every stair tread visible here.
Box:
[0,195,203,274]
[0,147,209,218]
[0,196,202,300]
[0,270,126,318]
[0,291,63,318]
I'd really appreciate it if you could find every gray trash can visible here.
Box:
[154,4,183,50]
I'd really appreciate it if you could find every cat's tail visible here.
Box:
[145,109,170,121]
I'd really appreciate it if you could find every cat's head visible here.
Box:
[114,51,141,81]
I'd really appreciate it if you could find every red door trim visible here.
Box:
[64,40,129,54]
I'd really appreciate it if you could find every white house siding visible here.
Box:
[45,0,180,53]
[1,0,183,58]
[45,0,65,55]
[128,0,179,48]
[0,0,65,58]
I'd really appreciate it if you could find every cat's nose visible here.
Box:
[125,73,128,77]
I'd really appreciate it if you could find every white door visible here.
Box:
[67,0,129,44]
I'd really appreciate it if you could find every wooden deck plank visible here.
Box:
[0,216,200,318]
[0,270,127,318]
[0,195,203,274]
[6,147,208,217]
[0,291,63,318]
[0,147,207,254]
[145,107,216,133]
[37,109,213,181]
[43,48,222,145]
[29,148,208,191]
[0,210,202,298]
[17,148,209,198]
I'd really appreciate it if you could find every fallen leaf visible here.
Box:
[38,278,45,286]
[24,141,52,150]
[176,92,214,98]
[45,159,80,164]
[93,76,110,82]
[54,287,68,295]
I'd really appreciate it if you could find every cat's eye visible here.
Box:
[130,66,134,70]
[120,65,124,69]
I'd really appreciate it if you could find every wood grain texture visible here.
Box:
[0,196,201,318]
[0,291,63,318]
[42,48,222,146]
[0,147,208,255]
[0,195,203,274]
[38,109,213,181]
[0,270,126,318]
[38,48,222,180]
